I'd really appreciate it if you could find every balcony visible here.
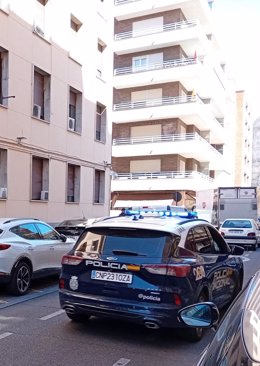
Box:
[114,19,209,56]
[112,132,224,169]
[114,56,227,115]
[113,95,224,144]
[111,170,215,192]
[114,0,211,27]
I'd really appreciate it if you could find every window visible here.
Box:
[11,223,41,240]
[96,102,106,142]
[33,67,50,121]
[97,39,106,77]
[0,47,9,107]
[132,52,163,72]
[36,223,60,240]
[70,14,82,32]
[67,164,80,203]
[94,169,105,204]
[0,149,7,199]
[185,226,213,253]
[68,87,82,133]
[31,156,49,200]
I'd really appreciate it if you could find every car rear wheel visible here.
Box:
[182,291,207,342]
[9,261,31,295]
[252,243,257,251]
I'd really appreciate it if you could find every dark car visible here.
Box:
[55,218,97,240]
[178,269,260,365]
[59,211,244,341]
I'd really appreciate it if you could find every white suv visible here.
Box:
[220,218,260,251]
[0,218,75,295]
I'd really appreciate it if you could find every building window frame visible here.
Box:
[32,66,51,121]
[31,156,49,201]
[96,102,106,142]
[94,169,105,204]
[68,87,82,133]
[66,163,80,203]
[0,47,9,107]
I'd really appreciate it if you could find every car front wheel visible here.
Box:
[9,261,31,295]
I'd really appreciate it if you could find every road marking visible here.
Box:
[40,309,65,320]
[0,332,13,340]
[112,358,131,366]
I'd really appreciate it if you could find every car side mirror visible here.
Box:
[229,245,244,256]
[60,233,67,242]
[178,302,219,328]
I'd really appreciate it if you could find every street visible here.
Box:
[0,249,259,366]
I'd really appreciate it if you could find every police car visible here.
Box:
[59,210,244,341]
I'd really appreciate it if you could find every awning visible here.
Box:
[113,199,173,208]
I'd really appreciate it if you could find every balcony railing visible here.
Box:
[112,170,214,182]
[115,0,140,4]
[114,56,199,76]
[112,132,223,156]
[115,19,197,41]
[113,95,198,111]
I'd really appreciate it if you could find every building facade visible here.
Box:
[0,0,113,224]
[111,0,236,209]
[234,90,253,186]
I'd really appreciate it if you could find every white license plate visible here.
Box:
[91,270,133,284]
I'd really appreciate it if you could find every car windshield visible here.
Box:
[222,220,252,228]
[73,228,179,260]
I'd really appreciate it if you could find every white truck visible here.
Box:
[196,187,259,228]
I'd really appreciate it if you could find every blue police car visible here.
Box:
[59,211,244,341]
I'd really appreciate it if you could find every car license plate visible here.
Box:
[229,230,243,233]
[91,270,133,284]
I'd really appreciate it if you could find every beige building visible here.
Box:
[0,0,113,224]
[111,0,236,209]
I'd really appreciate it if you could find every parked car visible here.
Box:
[59,210,244,341]
[55,218,97,240]
[178,269,260,365]
[219,218,260,251]
[0,218,75,295]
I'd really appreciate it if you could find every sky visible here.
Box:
[212,0,260,119]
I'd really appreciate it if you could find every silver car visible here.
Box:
[0,218,75,295]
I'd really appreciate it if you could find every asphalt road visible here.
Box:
[0,249,259,366]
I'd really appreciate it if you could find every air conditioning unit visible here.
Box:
[68,117,76,131]
[33,24,45,37]
[33,104,41,119]
[0,187,7,199]
[40,190,48,200]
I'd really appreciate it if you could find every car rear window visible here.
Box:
[73,228,178,258]
[58,220,87,226]
[222,220,252,228]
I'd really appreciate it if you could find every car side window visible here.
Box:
[184,230,196,252]
[190,226,213,254]
[11,223,41,240]
[36,223,60,240]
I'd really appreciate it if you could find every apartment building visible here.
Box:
[234,90,253,186]
[111,0,236,209]
[0,0,113,224]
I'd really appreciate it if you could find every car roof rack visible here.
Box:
[3,218,40,224]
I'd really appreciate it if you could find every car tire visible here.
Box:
[252,243,257,251]
[65,312,91,322]
[182,291,207,342]
[9,261,31,296]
